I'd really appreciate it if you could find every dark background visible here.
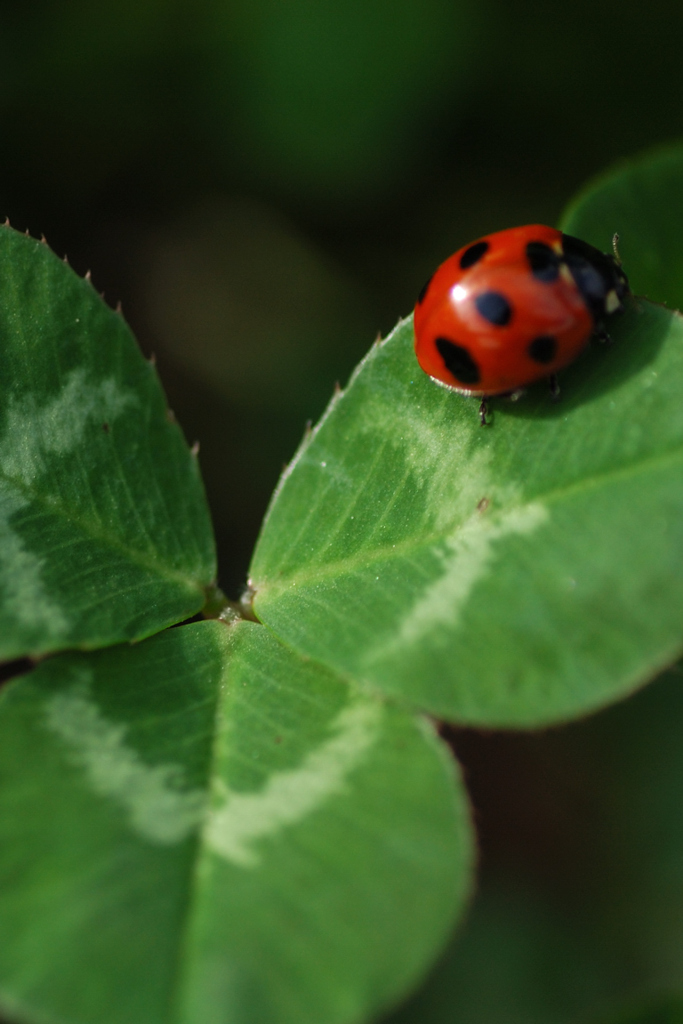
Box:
[5,2,683,1021]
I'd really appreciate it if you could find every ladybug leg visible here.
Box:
[478,397,489,426]
[594,323,613,346]
[548,374,561,402]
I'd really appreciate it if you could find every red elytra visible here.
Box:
[413,224,628,400]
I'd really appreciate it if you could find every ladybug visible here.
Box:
[413,225,629,424]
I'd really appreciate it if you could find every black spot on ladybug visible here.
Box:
[526,241,560,283]
[435,336,480,385]
[528,335,557,364]
[475,291,511,326]
[460,240,489,269]
[417,274,433,304]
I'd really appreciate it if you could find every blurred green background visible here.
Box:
[6,1,683,1021]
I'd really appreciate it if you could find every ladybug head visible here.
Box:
[561,233,630,320]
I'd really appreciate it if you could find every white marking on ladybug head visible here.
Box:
[605,289,620,314]
[559,263,574,286]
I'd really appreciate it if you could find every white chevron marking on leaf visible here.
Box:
[0,368,136,487]
[205,698,382,868]
[369,502,549,659]
[43,675,205,845]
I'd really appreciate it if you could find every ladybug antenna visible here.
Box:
[612,232,622,265]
